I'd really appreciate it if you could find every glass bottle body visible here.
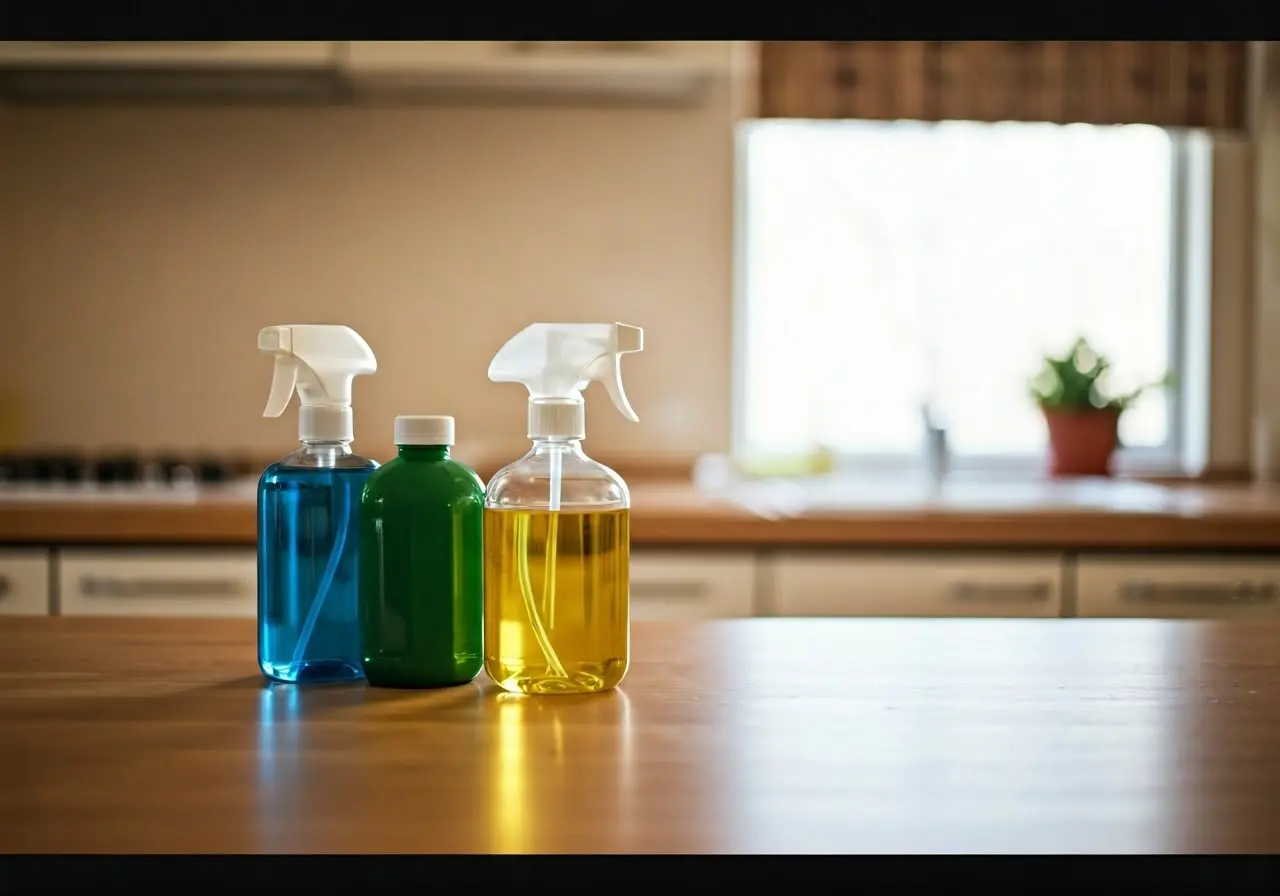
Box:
[257,441,378,684]
[483,438,630,696]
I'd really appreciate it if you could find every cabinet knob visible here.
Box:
[0,575,10,599]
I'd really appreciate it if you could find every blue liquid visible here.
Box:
[257,461,378,684]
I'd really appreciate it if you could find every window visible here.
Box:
[735,119,1190,470]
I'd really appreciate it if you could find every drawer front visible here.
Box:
[0,549,51,616]
[773,552,1065,618]
[1076,555,1280,619]
[629,551,756,621]
[59,550,257,618]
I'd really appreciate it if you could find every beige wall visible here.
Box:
[0,80,737,461]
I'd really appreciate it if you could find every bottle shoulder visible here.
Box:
[485,450,629,511]
[363,456,485,502]
[260,450,379,483]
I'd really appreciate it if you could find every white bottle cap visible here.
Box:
[394,415,455,446]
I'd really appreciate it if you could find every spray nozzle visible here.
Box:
[258,325,377,443]
[488,321,644,519]
[488,322,644,440]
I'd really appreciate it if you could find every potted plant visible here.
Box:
[1029,337,1169,478]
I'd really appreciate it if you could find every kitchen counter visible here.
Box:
[3,615,1280,853]
[3,478,1280,549]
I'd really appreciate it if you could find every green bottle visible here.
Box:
[358,415,484,688]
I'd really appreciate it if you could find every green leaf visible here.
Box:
[1029,336,1171,413]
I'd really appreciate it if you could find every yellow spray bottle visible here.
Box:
[483,322,644,695]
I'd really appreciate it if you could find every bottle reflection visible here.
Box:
[257,683,303,770]
[488,688,633,854]
[254,681,373,851]
[255,683,305,851]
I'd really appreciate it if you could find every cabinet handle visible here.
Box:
[0,576,9,599]
[80,576,247,598]
[950,581,1053,602]
[630,581,708,599]
[1119,581,1278,605]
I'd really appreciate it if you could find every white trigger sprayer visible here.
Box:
[488,322,643,511]
[258,325,377,442]
[258,324,377,674]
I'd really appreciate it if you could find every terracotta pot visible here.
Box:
[1041,406,1121,478]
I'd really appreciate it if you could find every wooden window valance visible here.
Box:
[758,42,1249,130]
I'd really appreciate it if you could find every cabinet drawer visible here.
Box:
[629,551,756,621]
[0,549,51,616]
[773,552,1065,618]
[59,550,256,618]
[1076,555,1280,619]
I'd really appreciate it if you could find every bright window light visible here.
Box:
[736,120,1178,463]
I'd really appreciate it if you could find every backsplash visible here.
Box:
[0,66,735,458]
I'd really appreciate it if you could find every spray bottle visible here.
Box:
[256,324,379,684]
[483,321,644,695]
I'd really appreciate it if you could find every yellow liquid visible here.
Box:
[483,507,629,695]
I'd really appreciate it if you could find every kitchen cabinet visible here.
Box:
[45,547,755,621]
[0,42,335,67]
[341,41,724,103]
[1074,554,1280,619]
[770,551,1066,618]
[58,549,257,618]
[344,41,728,70]
[10,542,1280,621]
[0,549,51,616]
[629,550,757,620]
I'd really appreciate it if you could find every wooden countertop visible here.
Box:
[4,478,1280,549]
[3,616,1280,853]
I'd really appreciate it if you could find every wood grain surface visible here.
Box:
[3,616,1280,853]
[757,41,1250,130]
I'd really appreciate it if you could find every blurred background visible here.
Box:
[0,41,740,464]
[1,40,1277,624]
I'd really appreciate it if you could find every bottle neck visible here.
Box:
[299,405,353,443]
[397,444,451,460]
[299,440,352,467]
[531,437,585,458]
[527,398,585,441]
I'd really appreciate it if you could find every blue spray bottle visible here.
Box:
[256,324,379,684]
